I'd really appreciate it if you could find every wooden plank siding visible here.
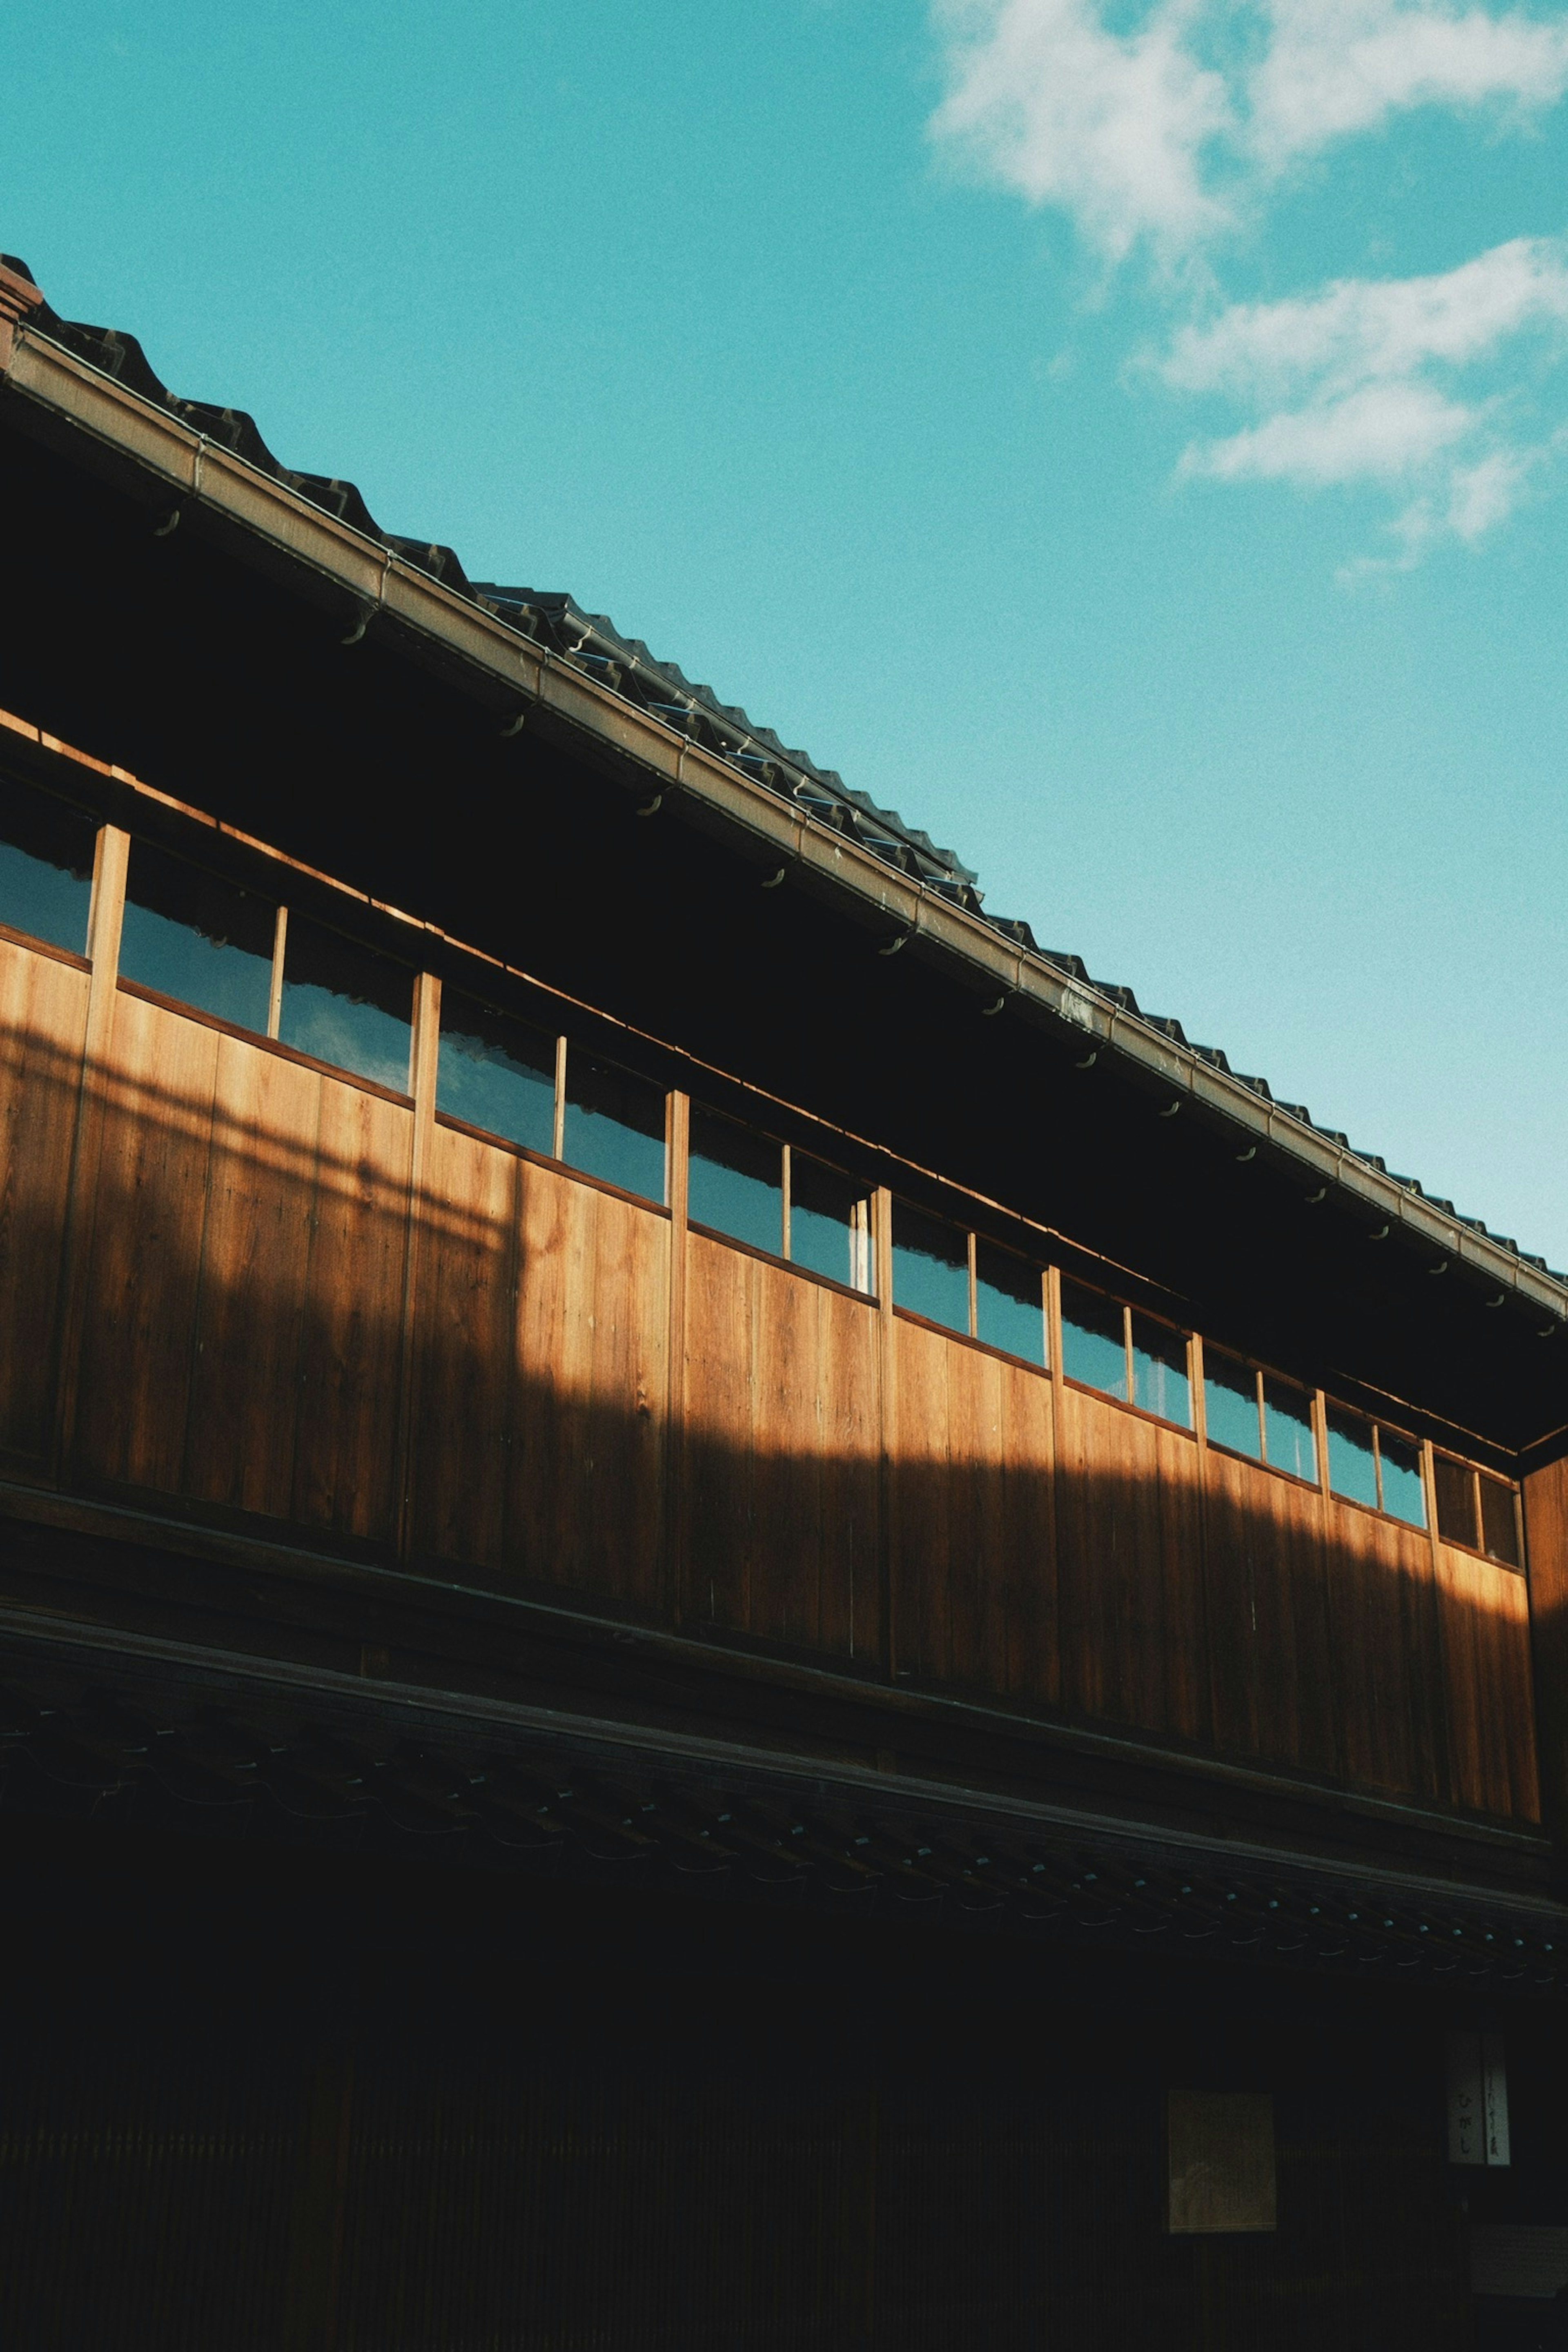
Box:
[1054,1382,1208,1746]
[684,1231,878,1658]
[0,938,89,1468]
[0,934,1543,1825]
[887,1316,1057,1704]
[1433,1541,1539,1820]
[1201,1449,1338,1778]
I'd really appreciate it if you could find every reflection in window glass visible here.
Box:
[0,773,96,956]
[279,915,413,1091]
[1434,1455,1479,1548]
[1060,1279,1127,1400]
[562,1049,665,1202]
[690,1108,782,1255]
[893,1202,969,1334]
[119,840,274,1032]
[1480,1475,1521,1568]
[790,1154,873,1293]
[1263,1378,1318,1483]
[1378,1430,1426,1528]
[1204,1350,1261,1459]
[437,991,555,1154]
[1131,1314,1190,1427]
[975,1241,1045,1364]
[1326,1407,1379,1509]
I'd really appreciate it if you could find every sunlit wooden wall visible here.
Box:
[0,916,1540,1825]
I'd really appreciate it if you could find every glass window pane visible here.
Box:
[562,1048,665,1202]
[975,1241,1046,1365]
[892,1201,969,1334]
[1060,1279,1127,1401]
[437,989,555,1154]
[279,915,413,1091]
[1434,1455,1479,1549]
[1378,1430,1426,1528]
[0,772,95,955]
[689,1108,782,1255]
[118,840,274,1033]
[790,1153,874,1294]
[1326,1406,1379,1509]
[1480,1475,1521,1568]
[1263,1378,1317,1483]
[1130,1313,1189,1427]
[1204,1350,1261,1459]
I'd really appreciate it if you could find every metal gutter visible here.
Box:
[4,307,1564,1323]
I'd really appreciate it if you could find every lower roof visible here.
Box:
[3,1610,1563,1998]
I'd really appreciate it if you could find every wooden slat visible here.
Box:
[1523,1454,1568,1838]
[1433,1544,1539,1820]
[508,1162,668,1611]
[997,1355,1059,1705]
[683,1235,879,1658]
[406,1123,519,1571]
[1055,1384,1204,1738]
[290,1076,413,1546]
[1201,1452,1337,1777]
[180,1034,320,1519]
[885,1325,1058,1701]
[1320,1501,1446,1801]
[0,940,89,1463]
[73,990,218,1494]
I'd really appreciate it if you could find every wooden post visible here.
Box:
[875,1185,896,1679]
[1523,1452,1568,1856]
[51,821,129,1474]
[394,969,441,1563]
[666,1089,689,1626]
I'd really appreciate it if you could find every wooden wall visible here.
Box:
[0,928,1543,1825]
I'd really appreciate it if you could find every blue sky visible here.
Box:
[7,0,1568,1261]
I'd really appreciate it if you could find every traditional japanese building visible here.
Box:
[2,249,1566,2348]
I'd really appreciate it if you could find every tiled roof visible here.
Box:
[5,253,1560,1282]
[4,1633,1562,1991]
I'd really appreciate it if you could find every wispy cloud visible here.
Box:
[933,0,1568,261]
[1247,0,1568,169]
[931,0,1234,262]
[1159,241,1568,555]
[930,0,1568,559]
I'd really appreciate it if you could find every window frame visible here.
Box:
[1058,1274,1192,1430]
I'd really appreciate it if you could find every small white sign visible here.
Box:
[1447,2031,1484,2165]
[1483,2027,1511,2168]
[1448,2027,1510,2167]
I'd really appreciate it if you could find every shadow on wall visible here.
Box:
[0,993,1541,1828]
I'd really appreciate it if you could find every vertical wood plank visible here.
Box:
[73,989,219,1494]
[507,1164,668,1610]
[51,822,128,1471]
[1522,1453,1568,1835]
[291,1077,414,1546]
[0,940,90,1463]
[407,1121,519,1570]
[395,971,441,1561]
[1200,1451,1337,1777]
[1433,1544,1540,1820]
[181,1035,321,1519]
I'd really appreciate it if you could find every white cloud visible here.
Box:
[1248,0,1568,167]
[929,0,1568,560]
[1162,241,1568,551]
[1180,380,1479,483]
[931,0,1232,260]
[1161,238,1568,395]
[930,0,1568,260]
